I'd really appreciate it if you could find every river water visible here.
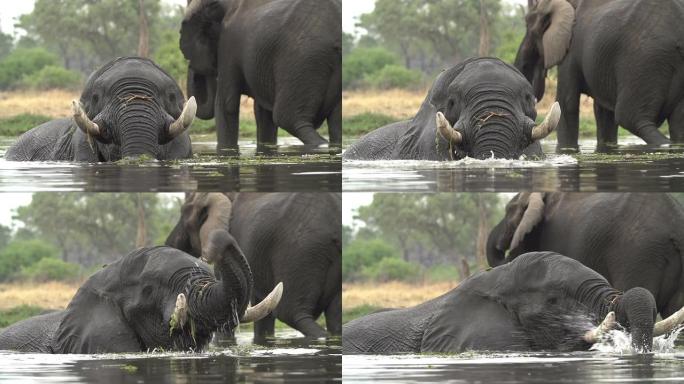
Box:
[0,329,341,383]
[343,330,684,383]
[0,137,341,192]
[343,138,684,192]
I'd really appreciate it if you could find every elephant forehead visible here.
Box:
[458,60,531,90]
[94,59,176,90]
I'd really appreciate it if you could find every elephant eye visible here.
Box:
[547,297,558,305]
[169,93,176,104]
[92,94,99,105]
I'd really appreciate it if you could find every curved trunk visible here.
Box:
[486,221,507,267]
[187,68,216,120]
[614,288,656,351]
[186,230,253,331]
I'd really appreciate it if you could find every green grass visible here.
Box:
[342,304,384,325]
[0,114,53,136]
[0,305,50,328]
[342,112,397,137]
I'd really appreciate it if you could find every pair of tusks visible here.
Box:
[583,305,684,344]
[435,102,562,144]
[71,96,197,139]
[170,282,284,329]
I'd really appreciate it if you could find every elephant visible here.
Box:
[0,229,282,353]
[166,192,342,338]
[343,58,561,161]
[5,57,195,162]
[515,0,684,151]
[180,0,342,151]
[343,252,684,354]
[487,193,684,320]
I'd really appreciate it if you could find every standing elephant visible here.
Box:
[487,193,684,319]
[0,229,282,353]
[6,57,195,161]
[343,58,560,160]
[180,0,342,151]
[166,192,342,338]
[343,252,684,354]
[515,0,684,151]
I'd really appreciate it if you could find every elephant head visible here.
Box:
[514,0,576,100]
[51,229,281,353]
[425,59,560,159]
[166,192,233,257]
[486,192,547,266]
[180,0,229,119]
[73,57,196,160]
[500,253,676,352]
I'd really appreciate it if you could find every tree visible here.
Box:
[13,193,181,267]
[353,194,504,277]
[138,0,150,58]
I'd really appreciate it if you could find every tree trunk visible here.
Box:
[136,194,147,248]
[478,0,490,57]
[475,195,488,268]
[460,258,471,280]
[137,0,149,58]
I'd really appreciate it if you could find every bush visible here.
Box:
[20,65,82,90]
[153,31,188,86]
[343,239,401,282]
[18,257,80,282]
[362,257,420,283]
[424,264,460,283]
[342,47,400,89]
[0,48,59,90]
[363,65,423,90]
[0,114,53,136]
[0,239,60,282]
[0,305,49,328]
[342,112,397,138]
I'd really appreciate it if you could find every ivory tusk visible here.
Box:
[72,100,100,137]
[168,96,197,139]
[436,112,462,144]
[583,311,616,343]
[241,282,284,323]
[531,101,561,140]
[170,293,188,330]
[654,305,684,336]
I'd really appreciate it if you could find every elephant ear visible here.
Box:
[493,193,546,257]
[538,0,575,68]
[180,0,227,65]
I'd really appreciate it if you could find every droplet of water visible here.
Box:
[590,326,683,354]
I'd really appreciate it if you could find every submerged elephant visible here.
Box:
[343,58,560,161]
[0,230,282,353]
[515,0,684,150]
[166,192,341,338]
[180,0,342,151]
[6,57,195,162]
[343,252,684,354]
[487,193,684,319]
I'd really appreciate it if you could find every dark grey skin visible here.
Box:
[344,58,560,161]
[516,0,684,151]
[343,252,658,354]
[166,193,342,338]
[0,230,271,353]
[180,0,342,151]
[6,57,194,162]
[487,193,684,320]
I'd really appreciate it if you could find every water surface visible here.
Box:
[0,329,341,383]
[343,138,684,192]
[0,137,341,192]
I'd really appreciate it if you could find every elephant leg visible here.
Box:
[594,103,618,151]
[254,103,277,145]
[555,64,582,153]
[668,101,684,143]
[327,100,342,145]
[253,313,276,341]
[215,84,241,155]
[325,290,342,335]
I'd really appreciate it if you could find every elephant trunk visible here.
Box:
[614,288,657,352]
[187,68,216,120]
[467,98,522,159]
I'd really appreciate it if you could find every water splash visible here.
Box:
[590,326,683,354]
[344,154,577,169]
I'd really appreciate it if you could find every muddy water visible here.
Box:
[0,329,341,383]
[343,138,684,192]
[343,330,684,383]
[0,137,341,192]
